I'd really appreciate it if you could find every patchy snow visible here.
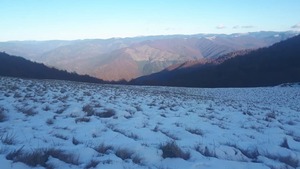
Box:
[205,36,216,41]
[0,76,299,169]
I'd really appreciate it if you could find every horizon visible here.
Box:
[1,0,300,41]
[1,30,299,43]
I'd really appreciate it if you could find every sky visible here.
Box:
[0,0,300,41]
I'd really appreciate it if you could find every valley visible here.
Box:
[0,32,297,81]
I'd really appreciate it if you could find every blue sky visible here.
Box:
[0,0,300,41]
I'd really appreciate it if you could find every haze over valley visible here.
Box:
[0,31,297,81]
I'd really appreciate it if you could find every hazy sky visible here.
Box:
[1,0,300,41]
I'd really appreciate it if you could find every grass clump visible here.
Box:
[46,118,54,125]
[115,148,134,160]
[7,148,80,168]
[265,111,276,121]
[72,137,82,145]
[1,132,17,145]
[6,146,24,161]
[14,149,49,168]
[160,141,190,160]
[48,149,79,165]
[19,108,38,116]
[160,130,179,140]
[82,104,95,116]
[75,117,90,123]
[0,107,6,122]
[95,109,116,118]
[265,153,299,168]
[83,104,115,118]
[115,147,143,164]
[225,143,259,160]
[280,138,290,149]
[55,107,66,114]
[94,143,113,154]
[186,128,204,136]
[195,145,216,158]
[132,154,143,165]
[85,160,100,169]
[43,105,51,111]
[53,134,68,140]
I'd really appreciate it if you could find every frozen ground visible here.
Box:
[0,76,299,169]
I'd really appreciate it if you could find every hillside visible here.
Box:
[132,35,300,87]
[0,77,299,169]
[0,52,104,83]
[0,31,297,81]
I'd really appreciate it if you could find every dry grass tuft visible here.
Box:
[94,143,113,154]
[7,148,80,168]
[1,132,17,145]
[160,141,190,160]
[0,107,6,122]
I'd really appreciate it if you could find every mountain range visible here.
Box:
[131,34,300,87]
[0,31,297,81]
[0,52,103,83]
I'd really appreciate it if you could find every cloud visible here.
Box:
[291,23,300,29]
[216,24,226,29]
[232,25,254,29]
[241,25,254,29]
[164,27,174,31]
[233,25,239,29]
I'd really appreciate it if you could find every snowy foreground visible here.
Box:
[0,77,299,169]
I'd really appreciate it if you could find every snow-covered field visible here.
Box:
[0,76,299,169]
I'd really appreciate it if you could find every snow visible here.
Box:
[205,36,216,41]
[0,76,299,169]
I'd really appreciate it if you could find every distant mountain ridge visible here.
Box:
[0,52,104,83]
[131,35,300,87]
[165,49,254,71]
[0,31,298,81]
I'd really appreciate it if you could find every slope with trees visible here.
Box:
[131,35,300,87]
[0,52,104,83]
